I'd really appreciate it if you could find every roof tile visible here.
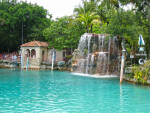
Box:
[20,41,49,47]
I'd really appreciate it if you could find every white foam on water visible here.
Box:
[71,73,119,78]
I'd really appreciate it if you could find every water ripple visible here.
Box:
[0,69,150,112]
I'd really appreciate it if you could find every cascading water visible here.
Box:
[86,35,92,74]
[96,52,108,74]
[77,59,86,73]
[90,54,95,74]
[107,38,111,74]
[98,34,105,52]
[72,33,121,76]
[51,53,54,70]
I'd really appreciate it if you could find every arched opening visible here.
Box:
[26,49,30,57]
[31,49,36,58]
[42,50,45,62]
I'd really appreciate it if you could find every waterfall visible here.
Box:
[77,33,92,74]
[73,33,121,76]
[90,54,95,74]
[98,34,104,52]
[86,35,92,74]
[97,52,108,75]
[107,38,111,74]
[78,33,88,51]
[76,59,86,73]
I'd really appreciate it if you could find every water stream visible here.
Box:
[51,52,54,70]
[73,33,121,75]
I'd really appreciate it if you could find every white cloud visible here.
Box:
[21,0,81,19]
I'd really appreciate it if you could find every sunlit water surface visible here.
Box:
[0,69,150,113]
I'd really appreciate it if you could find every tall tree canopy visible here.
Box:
[107,9,142,49]
[0,0,51,53]
[43,16,85,50]
[0,0,150,57]
[73,0,150,56]
[74,0,100,33]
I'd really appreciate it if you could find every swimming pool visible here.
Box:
[0,69,150,112]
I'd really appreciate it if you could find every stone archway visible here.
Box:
[31,49,36,58]
[42,50,45,62]
[26,49,30,57]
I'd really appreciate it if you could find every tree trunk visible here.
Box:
[86,26,89,33]
[120,37,126,83]
[107,21,109,27]
[120,55,125,83]
[90,24,93,33]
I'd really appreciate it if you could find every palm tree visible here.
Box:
[75,11,99,33]
[74,0,100,33]
[95,3,108,25]
[74,0,92,14]
[95,0,119,26]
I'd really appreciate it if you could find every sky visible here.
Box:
[21,0,133,20]
[21,0,82,19]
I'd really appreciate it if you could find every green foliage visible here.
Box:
[0,0,150,57]
[84,49,88,56]
[74,0,100,33]
[65,55,72,59]
[104,9,144,54]
[73,0,150,56]
[133,67,149,85]
[131,60,150,84]
[74,11,100,33]
[119,0,150,57]
[0,0,51,52]
[43,16,85,50]
[144,60,150,68]
[107,9,141,39]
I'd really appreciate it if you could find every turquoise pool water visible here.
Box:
[0,69,150,113]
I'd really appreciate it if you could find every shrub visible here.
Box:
[131,60,150,85]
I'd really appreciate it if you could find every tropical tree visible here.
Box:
[74,11,99,33]
[74,0,100,33]
[107,9,142,53]
[0,18,5,25]
[43,16,85,50]
[95,0,119,26]
[119,0,150,57]
[131,0,150,58]
[0,0,51,52]
[74,0,99,14]
[101,0,119,9]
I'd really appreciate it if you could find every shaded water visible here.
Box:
[0,69,150,112]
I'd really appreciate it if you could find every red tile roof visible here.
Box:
[20,41,49,47]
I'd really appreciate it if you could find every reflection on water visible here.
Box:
[119,84,123,113]
[50,70,54,76]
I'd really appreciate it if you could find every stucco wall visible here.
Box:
[39,47,48,63]
[21,47,48,68]
[47,49,65,63]
[21,47,65,68]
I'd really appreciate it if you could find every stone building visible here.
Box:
[20,41,65,69]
